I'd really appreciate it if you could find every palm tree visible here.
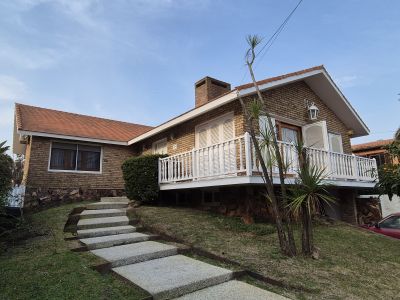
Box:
[0,141,9,155]
[289,146,336,255]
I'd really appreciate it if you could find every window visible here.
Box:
[368,153,386,168]
[379,215,400,229]
[276,122,301,144]
[328,133,343,153]
[152,139,167,154]
[195,113,234,148]
[49,142,101,172]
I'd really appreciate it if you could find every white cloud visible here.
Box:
[0,75,27,101]
[0,44,60,70]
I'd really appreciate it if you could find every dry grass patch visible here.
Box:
[134,206,400,300]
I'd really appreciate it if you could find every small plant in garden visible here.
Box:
[289,142,336,256]
[122,154,167,203]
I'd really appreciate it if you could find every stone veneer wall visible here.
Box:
[23,136,135,208]
[134,80,353,156]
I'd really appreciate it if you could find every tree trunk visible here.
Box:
[245,61,297,256]
[301,203,314,255]
[239,97,292,256]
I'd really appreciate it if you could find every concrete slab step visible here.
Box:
[80,232,150,250]
[77,216,129,230]
[176,280,289,300]
[86,202,128,210]
[100,196,129,203]
[91,241,178,267]
[77,225,136,238]
[112,255,233,300]
[80,209,126,219]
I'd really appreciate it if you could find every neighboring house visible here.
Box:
[352,139,398,167]
[353,139,400,218]
[14,65,377,224]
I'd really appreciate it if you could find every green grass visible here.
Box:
[0,203,148,300]
[134,206,400,300]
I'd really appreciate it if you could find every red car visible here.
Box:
[362,213,400,239]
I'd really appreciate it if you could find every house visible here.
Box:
[352,139,398,167]
[352,139,399,218]
[13,65,377,224]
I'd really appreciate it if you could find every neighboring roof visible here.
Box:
[128,65,370,144]
[352,139,393,152]
[15,103,153,144]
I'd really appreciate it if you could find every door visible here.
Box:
[277,122,301,173]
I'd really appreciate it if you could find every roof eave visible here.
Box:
[17,129,129,146]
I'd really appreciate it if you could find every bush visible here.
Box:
[0,153,13,208]
[122,154,167,203]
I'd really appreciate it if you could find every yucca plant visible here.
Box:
[289,143,336,256]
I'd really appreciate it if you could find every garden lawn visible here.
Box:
[0,203,147,300]
[134,206,400,300]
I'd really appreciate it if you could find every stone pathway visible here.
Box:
[76,197,288,300]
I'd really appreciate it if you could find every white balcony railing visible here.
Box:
[158,132,377,184]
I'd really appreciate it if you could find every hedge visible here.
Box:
[0,154,13,208]
[122,154,167,203]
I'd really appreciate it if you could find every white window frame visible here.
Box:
[48,141,103,174]
[328,132,344,153]
[152,138,168,155]
[195,112,235,148]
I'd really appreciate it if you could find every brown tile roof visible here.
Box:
[15,103,153,143]
[235,65,325,90]
[352,139,394,152]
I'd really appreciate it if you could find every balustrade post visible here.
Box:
[158,158,161,184]
[351,155,359,180]
[191,149,196,179]
[244,132,252,176]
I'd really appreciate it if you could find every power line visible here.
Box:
[236,0,304,86]
[256,0,304,65]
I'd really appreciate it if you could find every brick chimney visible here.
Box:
[195,77,231,107]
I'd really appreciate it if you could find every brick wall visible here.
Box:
[25,136,134,190]
[195,77,231,107]
[135,80,352,155]
[134,100,245,156]
[248,81,352,154]
[23,136,135,208]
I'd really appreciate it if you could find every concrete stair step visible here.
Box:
[91,241,178,267]
[112,255,233,300]
[80,209,126,219]
[77,216,129,230]
[175,280,289,300]
[77,225,136,238]
[100,196,129,203]
[80,232,150,250]
[86,202,128,210]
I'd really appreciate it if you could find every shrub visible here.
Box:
[0,153,13,209]
[122,154,167,203]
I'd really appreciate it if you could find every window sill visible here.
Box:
[47,169,102,175]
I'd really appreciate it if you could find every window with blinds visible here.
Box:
[49,142,101,172]
[195,113,235,148]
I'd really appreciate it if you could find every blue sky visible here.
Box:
[0,0,399,154]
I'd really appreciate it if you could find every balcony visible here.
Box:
[158,132,377,190]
